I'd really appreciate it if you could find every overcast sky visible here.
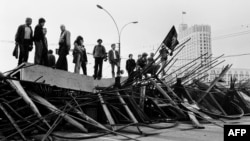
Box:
[1,0,250,77]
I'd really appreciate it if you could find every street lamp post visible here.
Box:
[119,21,138,66]
[97,4,138,76]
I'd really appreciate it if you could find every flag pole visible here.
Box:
[182,12,184,24]
[182,11,186,24]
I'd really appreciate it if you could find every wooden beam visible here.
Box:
[30,92,88,133]
[7,79,51,128]
[197,65,231,103]
[66,102,108,130]
[139,86,146,111]
[97,92,116,130]
[157,78,181,101]
[0,104,27,140]
[116,92,138,123]
[150,79,175,105]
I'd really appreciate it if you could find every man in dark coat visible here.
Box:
[34,18,46,65]
[15,17,33,65]
[126,54,136,77]
[56,25,71,71]
[93,39,106,80]
[108,44,120,78]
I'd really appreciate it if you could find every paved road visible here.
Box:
[47,117,250,141]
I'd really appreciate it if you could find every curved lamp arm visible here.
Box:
[120,21,138,39]
[97,5,120,41]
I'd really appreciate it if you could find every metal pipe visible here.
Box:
[163,52,209,79]
[183,60,225,84]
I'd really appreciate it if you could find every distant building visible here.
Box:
[208,68,250,85]
[176,24,212,68]
[167,24,250,85]
[167,24,212,81]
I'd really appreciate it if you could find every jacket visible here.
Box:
[137,57,147,69]
[147,57,154,64]
[108,49,120,63]
[58,30,71,56]
[33,24,44,42]
[73,44,88,64]
[159,47,169,61]
[82,49,87,63]
[15,24,33,45]
[48,54,56,67]
[93,45,106,58]
[126,59,136,71]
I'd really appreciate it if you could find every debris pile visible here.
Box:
[1,39,250,141]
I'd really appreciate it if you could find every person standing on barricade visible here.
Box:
[93,39,106,80]
[34,18,46,65]
[73,36,87,75]
[108,44,120,78]
[126,54,136,77]
[56,25,71,71]
[159,45,172,77]
[14,17,33,65]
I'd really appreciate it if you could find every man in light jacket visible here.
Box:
[56,25,71,71]
[108,44,120,78]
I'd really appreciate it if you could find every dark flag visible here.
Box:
[162,26,179,51]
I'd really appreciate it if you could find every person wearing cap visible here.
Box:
[56,24,71,71]
[14,17,33,65]
[34,18,46,65]
[93,39,106,80]
[108,44,120,78]
[126,54,136,77]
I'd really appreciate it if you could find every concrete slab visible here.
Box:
[17,63,127,93]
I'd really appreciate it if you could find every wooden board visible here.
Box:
[181,102,213,121]
[187,111,205,129]
[182,102,205,129]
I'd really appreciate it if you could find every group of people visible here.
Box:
[72,38,120,80]
[15,17,172,80]
[15,17,58,68]
[14,17,121,80]
[125,45,172,78]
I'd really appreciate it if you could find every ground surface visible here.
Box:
[48,116,250,141]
